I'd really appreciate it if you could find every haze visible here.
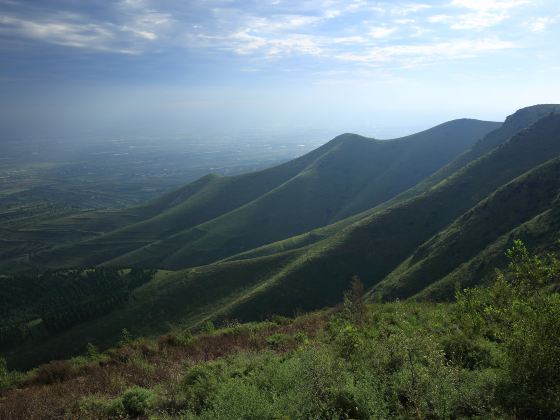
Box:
[1,0,560,141]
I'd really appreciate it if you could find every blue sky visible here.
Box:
[1,0,559,139]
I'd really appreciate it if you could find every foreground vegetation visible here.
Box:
[1,241,558,419]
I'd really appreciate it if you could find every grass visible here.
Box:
[1,251,301,370]
[2,111,559,372]
[216,112,560,321]
[376,155,560,299]
[16,119,498,271]
[0,310,330,419]
[2,253,559,419]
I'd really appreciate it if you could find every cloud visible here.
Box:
[450,0,529,11]
[427,0,530,30]
[245,14,321,33]
[0,1,172,53]
[335,38,517,66]
[0,0,538,73]
[428,12,509,29]
[369,26,397,38]
[0,14,120,51]
[391,4,432,16]
[528,16,555,33]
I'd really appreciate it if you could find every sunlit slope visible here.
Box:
[375,155,560,300]
[222,105,560,267]
[217,112,560,320]
[27,139,349,267]
[385,104,560,204]
[43,118,497,270]
[415,199,560,301]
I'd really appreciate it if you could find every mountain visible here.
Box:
[3,105,560,371]
[220,111,560,321]
[376,155,560,300]
[17,118,498,271]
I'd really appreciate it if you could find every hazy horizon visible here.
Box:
[1,0,559,141]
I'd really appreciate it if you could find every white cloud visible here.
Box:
[335,38,517,66]
[528,16,555,32]
[428,12,509,29]
[0,14,120,51]
[391,3,432,16]
[332,35,368,44]
[369,26,397,38]
[394,18,416,25]
[428,0,530,30]
[324,9,342,19]
[246,15,321,33]
[427,14,451,23]
[0,0,173,53]
[230,31,268,54]
[190,30,324,58]
[450,0,530,11]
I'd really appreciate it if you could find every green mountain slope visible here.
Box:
[3,250,298,369]
[4,106,560,371]
[29,118,498,270]
[375,156,560,300]
[218,112,560,320]
[415,199,560,300]
[387,104,560,204]
[232,104,560,266]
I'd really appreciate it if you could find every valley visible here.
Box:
[1,104,560,372]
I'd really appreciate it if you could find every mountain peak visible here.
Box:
[504,104,560,130]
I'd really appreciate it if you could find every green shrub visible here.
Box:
[456,240,560,417]
[72,394,113,418]
[201,320,215,333]
[120,386,155,416]
[440,332,496,369]
[162,329,194,347]
[180,361,226,413]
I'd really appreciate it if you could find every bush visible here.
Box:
[180,361,226,413]
[120,386,155,416]
[440,332,496,369]
[456,240,560,417]
[32,360,74,385]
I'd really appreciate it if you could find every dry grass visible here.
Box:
[0,311,329,420]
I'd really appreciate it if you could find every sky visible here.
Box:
[0,0,559,140]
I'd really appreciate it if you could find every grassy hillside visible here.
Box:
[222,105,560,267]
[217,112,560,321]
[2,108,556,370]
[1,250,300,370]
[386,104,560,204]
[4,106,560,373]
[2,244,559,419]
[375,156,560,300]
[23,119,497,271]
[416,199,560,300]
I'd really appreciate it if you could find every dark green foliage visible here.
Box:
[379,155,560,300]
[456,240,560,418]
[222,111,560,321]
[119,386,155,416]
[0,268,154,351]
[1,243,559,418]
